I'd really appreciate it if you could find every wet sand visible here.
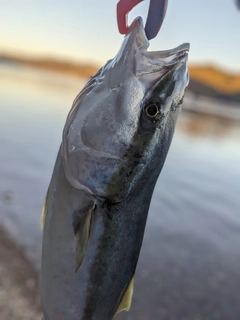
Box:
[1,222,240,320]
[0,227,42,320]
[116,227,240,320]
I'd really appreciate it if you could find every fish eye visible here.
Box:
[143,101,161,121]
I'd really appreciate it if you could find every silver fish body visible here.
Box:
[41,18,189,320]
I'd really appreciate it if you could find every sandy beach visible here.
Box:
[0,227,42,320]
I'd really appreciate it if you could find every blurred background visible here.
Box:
[0,1,240,319]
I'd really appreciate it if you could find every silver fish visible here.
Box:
[41,17,189,320]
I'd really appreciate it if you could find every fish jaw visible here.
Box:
[62,17,189,203]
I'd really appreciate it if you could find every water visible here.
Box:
[1,64,240,319]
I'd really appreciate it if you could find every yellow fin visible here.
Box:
[115,278,134,315]
[41,190,49,228]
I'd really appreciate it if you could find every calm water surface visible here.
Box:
[1,64,240,320]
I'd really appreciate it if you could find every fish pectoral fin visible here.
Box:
[73,195,96,272]
[115,277,134,315]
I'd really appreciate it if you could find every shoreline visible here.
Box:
[1,54,240,102]
[0,227,42,320]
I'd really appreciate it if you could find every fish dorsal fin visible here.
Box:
[115,277,134,315]
[72,195,96,272]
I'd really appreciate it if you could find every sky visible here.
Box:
[0,0,240,72]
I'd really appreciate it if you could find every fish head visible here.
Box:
[62,17,189,202]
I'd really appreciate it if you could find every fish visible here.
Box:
[41,17,189,320]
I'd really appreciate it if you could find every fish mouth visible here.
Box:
[135,42,189,81]
[155,43,190,65]
[128,17,189,77]
[156,43,190,58]
[136,42,190,74]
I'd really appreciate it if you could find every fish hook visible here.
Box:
[117,0,168,40]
